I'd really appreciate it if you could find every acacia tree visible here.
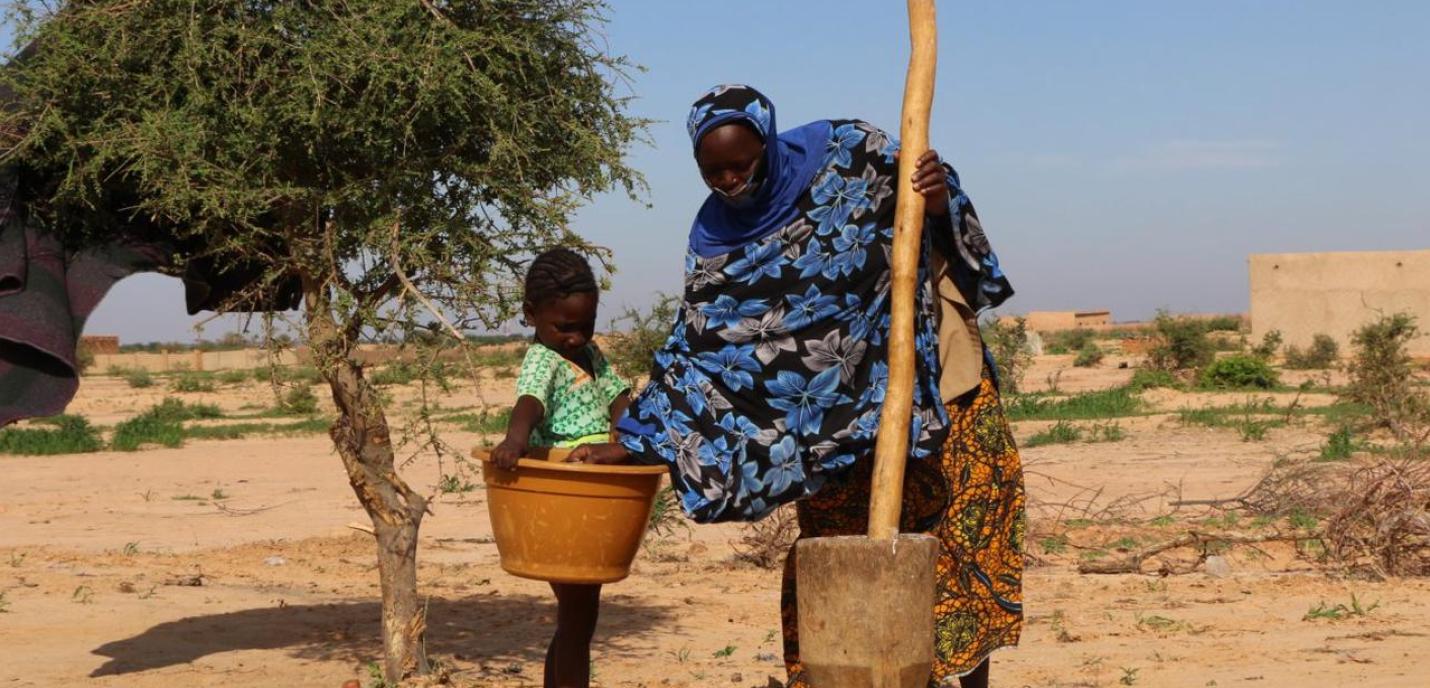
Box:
[2,1,644,681]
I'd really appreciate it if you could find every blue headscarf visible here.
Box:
[687,85,832,258]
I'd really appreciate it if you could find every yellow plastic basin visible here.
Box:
[475,447,667,584]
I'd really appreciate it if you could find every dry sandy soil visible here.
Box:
[3,357,1428,688]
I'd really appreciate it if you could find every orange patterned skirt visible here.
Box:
[781,368,1025,685]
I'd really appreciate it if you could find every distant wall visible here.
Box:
[94,349,302,372]
[78,335,120,355]
[1018,311,1114,332]
[1249,250,1430,358]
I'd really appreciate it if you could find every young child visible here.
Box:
[491,247,631,688]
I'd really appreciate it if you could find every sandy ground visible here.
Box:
[3,360,1429,687]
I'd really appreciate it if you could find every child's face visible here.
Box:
[527,292,598,358]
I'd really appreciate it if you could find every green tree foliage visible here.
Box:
[2,2,645,681]
[604,293,679,388]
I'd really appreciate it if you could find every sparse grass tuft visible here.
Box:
[1006,387,1141,422]
[1304,593,1379,621]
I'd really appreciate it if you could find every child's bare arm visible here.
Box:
[608,391,631,441]
[492,396,544,469]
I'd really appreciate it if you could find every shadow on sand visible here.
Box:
[90,591,675,677]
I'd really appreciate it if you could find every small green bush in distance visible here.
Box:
[1147,311,1215,371]
[275,386,319,416]
[1073,341,1105,368]
[125,369,155,389]
[111,414,184,451]
[982,315,1033,395]
[1285,334,1340,370]
[370,361,419,387]
[1199,354,1280,390]
[272,366,323,385]
[110,399,224,451]
[1250,329,1283,360]
[217,369,251,385]
[1202,315,1244,333]
[1318,427,1357,461]
[1044,328,1096,355]
[1128,368,1183,391]
[1344,314,1426,439]
[0,415,103,455]
[169,372,216,393]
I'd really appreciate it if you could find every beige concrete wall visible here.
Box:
[1249,250,1430,358]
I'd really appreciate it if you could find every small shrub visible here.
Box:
[110,399,222,451]
[1343,313,1429,441]
[217,369,251,385]
[1199,354,1280,390]
[1024,421,1082,447]
[982,315,1034,395]
[272,366,322,385]
[1284,334,1339,370]
[0,415,104,455]
[1073,341,1104,368]
[111,414,184,451]
[169,373,216,393]
[148,398,223,421]
[1128,368,1183,391]
[1044,328,1096,355]
[370,361,419,386]
[75,347,96,374]
[1203,315,1244,333]
[1147,311,1214,371]
[1250,330,1283,360]
[275,386,319,416]
[1318,427,1357,461]
[125,369,155,388]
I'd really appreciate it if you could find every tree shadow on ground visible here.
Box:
[90,592,675,677]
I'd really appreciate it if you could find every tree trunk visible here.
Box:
[304,278,430,684]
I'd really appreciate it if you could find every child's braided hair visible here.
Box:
[523,248,598,308]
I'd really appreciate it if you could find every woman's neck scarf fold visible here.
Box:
[687,85,831,259]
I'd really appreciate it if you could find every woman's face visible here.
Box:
[696,122,765,204]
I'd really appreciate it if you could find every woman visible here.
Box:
[573,85,1023,687]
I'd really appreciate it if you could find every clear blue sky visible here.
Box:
[44,1,1430,341]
